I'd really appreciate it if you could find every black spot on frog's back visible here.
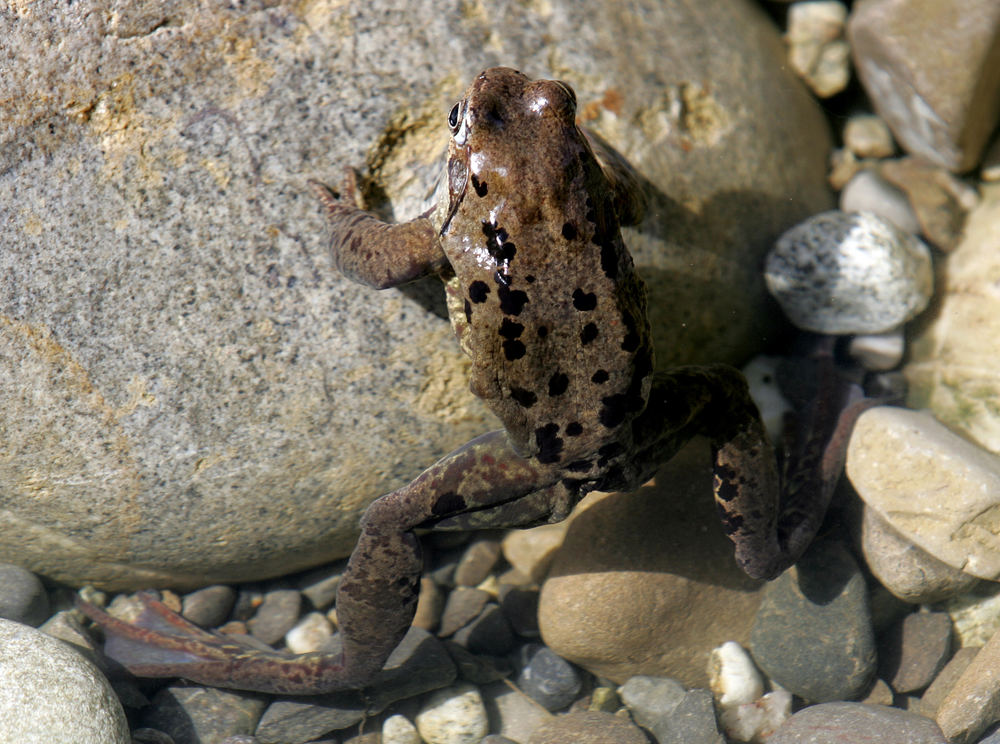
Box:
[498,285,529,315]
[534,423,564,464]
[469,281,490,303]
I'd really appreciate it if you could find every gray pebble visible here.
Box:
[618,675,723,744]
[181,584,236,628]
[438,587,491,637]
[768,702,946,743]
[765,210,933,334]
[0,563,50,626]
[879,612,953,693]
[140,686,267,744]
[749,540,877,702]
[451,604,515,656]
[499,586,540,638]
[247,588,301,645]
[840,170,921,234]
[453,537,502,587]
[514,645,582,711]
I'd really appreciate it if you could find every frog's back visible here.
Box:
[440,72,653,472]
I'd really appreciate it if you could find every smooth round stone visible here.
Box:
[906,183,1000,455]
[181,584,237,628]
[247,589,301,645]
[1,0,832,591]
[415,684,489,744]
[480,680,550,743]
[528,710,649,744]
[514,645,582,712]
[848,330,905,372]
[382,714,420,744]
[765,210,934,334]
[748,540,876,702]
[284,611,334,654]
[879,612,953,694]
[539,440,763,687]
[768,702,947,744]
[840,170,921,234]
[0,618,129,744]
[848,407,1000,581]
[0,564,50,626]
[438,588,491,638]
[859,506,979,603]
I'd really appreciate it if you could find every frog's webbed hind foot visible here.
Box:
[77,593,363,695]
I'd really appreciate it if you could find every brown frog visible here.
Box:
[79,67,854,694]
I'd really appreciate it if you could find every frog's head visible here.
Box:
[443,67,590,231]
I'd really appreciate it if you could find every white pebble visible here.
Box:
[848,329,905,371]
[765,210,933,334]
[708,641,764,709]
[742,356,791,445]
[383,713,421,744]
[284,612,333,654]
[840,170,920,235]
[415,683,489,744]
[719,690,793,743]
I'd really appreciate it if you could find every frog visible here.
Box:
[79,67,858,695]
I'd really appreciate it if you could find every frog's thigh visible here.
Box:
[633,365,783,580]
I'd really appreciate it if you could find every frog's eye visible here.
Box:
[448,102,461,133]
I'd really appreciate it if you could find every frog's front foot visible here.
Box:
[77,593,368,695]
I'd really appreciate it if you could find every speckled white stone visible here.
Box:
[415,683,488,744]
[0,619,129,744]
[765,210,933,334]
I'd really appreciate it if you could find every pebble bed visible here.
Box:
[5,0,1000,743]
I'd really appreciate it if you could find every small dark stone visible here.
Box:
[182,585,237,628]
[451,604,515,656]
[247,589,302,645]
[879,611,953,694]
[749,539,876,702]
[0,564,49,626]
[514,644,582,711]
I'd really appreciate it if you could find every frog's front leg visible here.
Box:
[79,431,565,694]
[308,171,449,289]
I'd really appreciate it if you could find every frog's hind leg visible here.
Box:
[334,429,564,684]
[629,365,796,582]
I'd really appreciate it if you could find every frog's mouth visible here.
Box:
[440,146,470,236]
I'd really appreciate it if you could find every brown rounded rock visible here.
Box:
[538,440,763,687]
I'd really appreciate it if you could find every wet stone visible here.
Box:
[514,645,582,712]
[879,612,953,693]
[451,604,515,656]
[438,587,491,638]
[527,710,649,744]
[181,584,236,628]
[0,564,50,626]
[453,537,503,587]
[139,686,267,744]
[749,539,876,702]
[768,702,947,744]
[247,588,301,646]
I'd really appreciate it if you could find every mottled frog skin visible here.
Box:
[79,68,852,695]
